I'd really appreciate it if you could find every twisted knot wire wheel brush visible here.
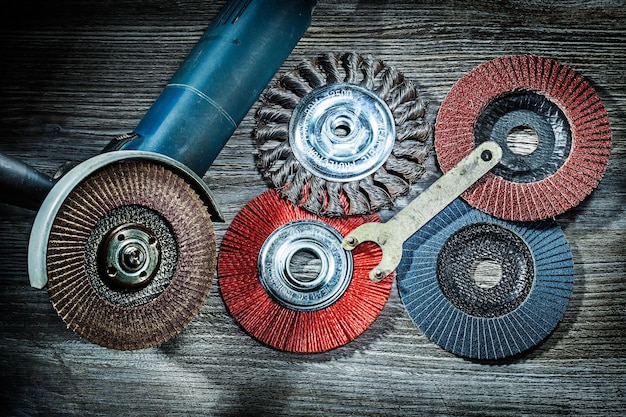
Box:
[39,153,216,350]
[217,190,393,353]
[254,51,433,217]
[435,54,612,221]
[396,199,574,360]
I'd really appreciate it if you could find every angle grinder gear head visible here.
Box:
[254,51,433,217]
[435,54,612,221]
[28,151,218,350]
[397,199,574,360]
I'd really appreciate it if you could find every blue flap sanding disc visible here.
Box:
[397,199,574,360]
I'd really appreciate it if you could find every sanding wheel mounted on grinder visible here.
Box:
[30,152,217,350]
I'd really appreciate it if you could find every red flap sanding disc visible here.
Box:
[435,55,612,221]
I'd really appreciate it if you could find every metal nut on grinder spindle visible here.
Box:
[99,223,161,288]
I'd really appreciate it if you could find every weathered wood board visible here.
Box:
[0,1,624,415]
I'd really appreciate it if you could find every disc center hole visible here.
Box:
[332,117,353,139]
[471,258,503,289]
[334,124,351,137]
[287,248,323,284]
[506,124,539,155]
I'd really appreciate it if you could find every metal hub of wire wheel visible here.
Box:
[258,219,353,312]
[43,155,216,350]
[289,82,396,182]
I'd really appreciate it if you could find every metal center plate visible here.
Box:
[289,82,396,182]
[258,219,353,311]
[85,205,178,308]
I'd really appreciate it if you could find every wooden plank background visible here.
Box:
[0,0,624,415]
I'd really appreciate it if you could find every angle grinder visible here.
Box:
[0,0,317,350]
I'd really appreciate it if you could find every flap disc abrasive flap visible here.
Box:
[396,199,574,360]
[435,54,612,221]
[44,155,216,350]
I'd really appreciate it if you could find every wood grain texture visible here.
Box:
[0,0,624,415]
